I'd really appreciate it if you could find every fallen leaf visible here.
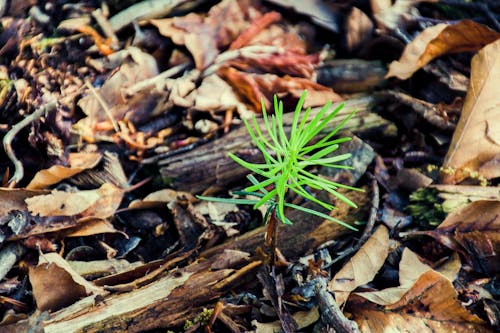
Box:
[74,47,159,141]
[65,218,119,237]
[350,249,487,332]
[386,20,500,80]
[218,66,342,112]
[29,253,104,312]
[415,200,500,275]
[26,183,123,219]
[128,188,195,210]
[328,225,389,306]
[349,292,489,333]
[193,74,254,119]
[0,188,48,216]
[441,38,500,183]
[151,0,256,69]
[355,248,454,305]
[27,152,102,190]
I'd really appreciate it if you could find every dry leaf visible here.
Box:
[416,200,500,275]
[350,249,486,332]
[218,66,342,112]
[151,0,256,69]
[26,183,123,219]
[386,20,500,80]
[29,253,104,312]
[65,219,118,237]
[441,38,500,183]
[328,225,389,305]
[193,74,254,119]
[0,188,47,216]
[355,249,455,305]
[27,153,102,190]
[349,288,489,333]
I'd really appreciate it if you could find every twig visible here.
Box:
[3,101,56,187]
[108,0,195,32]
[313,276,360,333]
[357,177,379,245]
[124,62,191,96]
[84,80,119,132]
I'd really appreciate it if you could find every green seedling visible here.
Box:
[198,91,361,246]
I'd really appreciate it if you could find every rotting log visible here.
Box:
[5,253,261,333]
[200,189,370,260]
[157,96,394,193]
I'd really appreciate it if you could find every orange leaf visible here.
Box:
[27,153,102,190]
[386,20,500,80]
[328,225,389,306]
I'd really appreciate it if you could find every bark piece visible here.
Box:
[158,96,393,193]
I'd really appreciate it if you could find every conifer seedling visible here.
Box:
[198,91,361,247]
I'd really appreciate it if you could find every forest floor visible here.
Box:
[0,0,499,332]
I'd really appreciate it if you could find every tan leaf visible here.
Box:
[26,183,123,219]
[29,253,104,312]
[356,248,431,306]
[328,225,389,305]
[0,188,47,216]
[441,39,500,183]
[27,153,102,190]
[387,20,500,80]
[65,219,118,237]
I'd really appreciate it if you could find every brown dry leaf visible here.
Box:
[349,249,487,332]
[65,219,118,237]
[151,0,257,69]
[344,7,374,53]
[441,39,500,183]
[328,225,389,306]
[416,200,500,275]
[29,253,105,312]
[25,183,123,219]
[218,66,342,112]
[27,152,102,190]
[348,290,489,333]
[193,74,254,119]
[356,249,455,305]
[0,188,48,216]
[128,188,195,210]
[387,20,500,80]
[74,47,159,141]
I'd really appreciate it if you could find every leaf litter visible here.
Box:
[0,0,499,332]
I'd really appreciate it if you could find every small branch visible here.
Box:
[3,101,56,187]
[314,276,360,333]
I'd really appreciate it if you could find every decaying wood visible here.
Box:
[157,96,394,193]
[313,276,360,333]
[17,252,262,333]
[201,189,370,259]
